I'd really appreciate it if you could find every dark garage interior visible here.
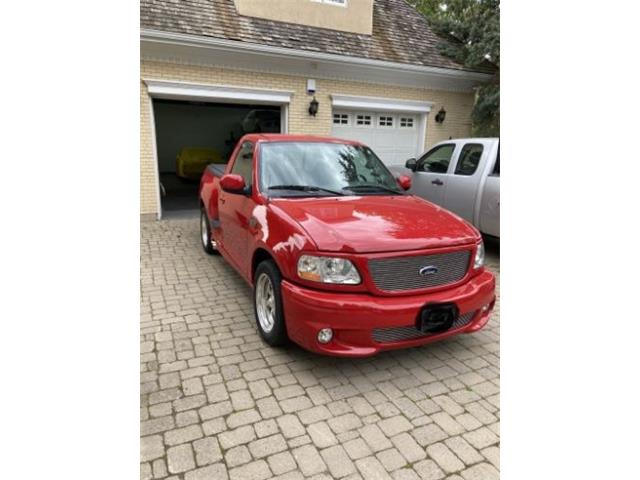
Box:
[152,99,281,215]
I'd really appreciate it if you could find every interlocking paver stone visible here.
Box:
[141,435,164,462]
[219,425,257,450]
[378,415,413,437]
[355,456,392,480]
[268,451,297,476]
[463,427,499,450]
[140,219,500,480]
[225,445,252,468]
[164,424,203,446]
[229,459,272,480]
[426,443,464,474]
[377,447,408,471]
[321,445,357,478]
[167,444,196,474]
[391,433,426,463]
[308,421,338,448]
[445,436,483,465]
[344,437,373,460]
[277,414,306,439]
[292,444,327,476]
[249,433,288,458]
[193,436,222,466]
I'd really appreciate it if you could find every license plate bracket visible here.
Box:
[417,303,459,334]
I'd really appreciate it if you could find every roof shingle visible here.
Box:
[141,0,493,74]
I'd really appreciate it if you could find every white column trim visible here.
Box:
[147,97,163,220]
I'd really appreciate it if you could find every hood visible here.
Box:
[270,195,479,253]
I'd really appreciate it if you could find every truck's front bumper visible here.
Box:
[281,270,496,357]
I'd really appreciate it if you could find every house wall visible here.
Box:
[140,59,475,217]
[233,0,374,35]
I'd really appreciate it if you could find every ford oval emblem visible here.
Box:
[419,265,439,276]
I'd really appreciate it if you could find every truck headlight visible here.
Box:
[474,241,485,269]
[297,255,361,284]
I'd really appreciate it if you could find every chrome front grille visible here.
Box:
[367,250,471,292]
[372,311,477,344]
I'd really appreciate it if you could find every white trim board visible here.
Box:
[331,94,433,113]
[141,29,491,92]
[144,79,293,105]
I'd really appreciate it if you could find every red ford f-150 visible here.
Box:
[199,134,495,357]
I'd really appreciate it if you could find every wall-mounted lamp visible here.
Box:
[309,96,319,117]
[435,107,447,124]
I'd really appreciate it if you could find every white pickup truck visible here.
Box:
[394,138,500,238]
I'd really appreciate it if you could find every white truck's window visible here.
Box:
[231,142,254,187]
[454,144,484,176]
[417,144,455,173]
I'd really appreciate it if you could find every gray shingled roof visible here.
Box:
[141,0,494,74]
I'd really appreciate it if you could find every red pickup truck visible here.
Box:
[199,134,495,357]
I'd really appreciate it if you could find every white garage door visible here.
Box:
[331,111,421,167]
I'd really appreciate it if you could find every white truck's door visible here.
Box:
[479,147,500,237]
[409,143,457,205]
[441,141,488,223]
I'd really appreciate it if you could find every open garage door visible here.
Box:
[152,100,282,215]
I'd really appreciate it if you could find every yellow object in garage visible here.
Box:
[176,147,224,180]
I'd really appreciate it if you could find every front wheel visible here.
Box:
[253,260,289,346]
[200,208,217,255]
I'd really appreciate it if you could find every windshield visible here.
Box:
[259,142,401,196]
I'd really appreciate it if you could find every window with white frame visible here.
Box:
[311,0,347,6]
[378,115,394,127]
[333,113,349,125]
[399,116,415,128]
[356,114,372,126]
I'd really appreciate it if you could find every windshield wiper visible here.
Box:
[345,184,403,195]
[268,185,345,196]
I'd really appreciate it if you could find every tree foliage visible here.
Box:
[410,0,500,136]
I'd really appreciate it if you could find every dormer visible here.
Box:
[232,0,374,35]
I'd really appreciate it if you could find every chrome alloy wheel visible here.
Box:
[255,273,276,333]
[200,213,208,248]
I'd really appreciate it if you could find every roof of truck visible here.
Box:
[243,134,364,146]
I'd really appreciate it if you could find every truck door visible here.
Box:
[442,142,486,224]
[218,141,255,273]
[479,148,500,237]
[410,143,456,205]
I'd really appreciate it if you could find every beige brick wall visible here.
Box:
[140,60,474,216]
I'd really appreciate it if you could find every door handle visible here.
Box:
[431,179,444,186]
[220,196,226,205]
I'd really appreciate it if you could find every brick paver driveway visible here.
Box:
[141,217,500,480]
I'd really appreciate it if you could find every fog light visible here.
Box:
[482,304,489,312]
[317,328,333,344]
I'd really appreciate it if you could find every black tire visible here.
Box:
[200,208,217,255]
[253,260,289,347]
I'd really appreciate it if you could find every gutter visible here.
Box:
[140,29,492,83]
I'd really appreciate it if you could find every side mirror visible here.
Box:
[397,175,412,191]
[220,174,246,193]
[405,158,417,172]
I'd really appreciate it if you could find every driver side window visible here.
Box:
[231,142,254,188]
[417,144,455,173]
